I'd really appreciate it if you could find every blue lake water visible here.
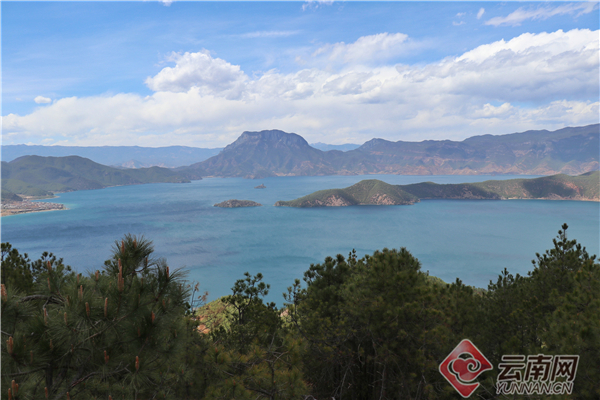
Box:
[2,175,599,304]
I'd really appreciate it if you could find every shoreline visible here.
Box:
[1,200,67,217]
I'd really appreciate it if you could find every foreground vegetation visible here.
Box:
[2,225,599,399]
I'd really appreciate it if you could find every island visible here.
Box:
[254,184,266,189]
[275,180,418,207]
[274,171,599,207]
[214,200,262,208]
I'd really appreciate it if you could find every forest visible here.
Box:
[2,224,598,400]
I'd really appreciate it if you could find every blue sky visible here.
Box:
[2,1,599,147]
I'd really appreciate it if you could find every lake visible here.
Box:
[2,175,599,305]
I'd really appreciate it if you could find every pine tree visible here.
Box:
[1,235,193,400]
[205,272,308,399]
[290,248,454,399]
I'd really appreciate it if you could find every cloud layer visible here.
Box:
[4,29,599,147]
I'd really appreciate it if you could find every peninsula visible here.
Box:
[274,171,599,207]
[0,155,198,217]
[1,199,65,217]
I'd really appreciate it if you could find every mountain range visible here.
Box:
[183,124,599,178]
[1,143,358,168]
[5,125,597,177]
[2,124,598,201]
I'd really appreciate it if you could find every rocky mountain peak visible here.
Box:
[227,129,310,150]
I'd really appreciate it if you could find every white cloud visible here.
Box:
[477,8,485,20]
[452,28,598,101]
[145,51,248,98]
[34,95,52,104]
[472,103,514,118]
[160,0,173,6]
[4,29,599,146]
[453,21,466,26]
[456,12,466,17]
[312,33,410,64]
[486,2,598,27]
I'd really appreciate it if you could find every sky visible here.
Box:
[2,1,599,148]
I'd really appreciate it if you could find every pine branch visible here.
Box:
[19,294,63,304]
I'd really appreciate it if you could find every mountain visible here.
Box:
[183,130,343,178]
[1,155,192,197]
[180,125,599,178]
[1,145,222,168]
[274,171,600,207]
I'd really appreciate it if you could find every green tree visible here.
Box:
[1,243,71,294]
[290,248,456,400]
[541,259,600,399]
[477,224,599,399]
[532,224,599,399]
[1,235,194,400]
[205,272,308,399]
[1,242,34,293]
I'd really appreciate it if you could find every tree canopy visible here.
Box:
[2,224,598,399]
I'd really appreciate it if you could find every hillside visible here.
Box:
[1,189,23,203]
[274,180,419,207]
[275,172,599,207]
[180,125,599,178]
[1,155,192,196]
[351,124,599,176]
[475,171,600,200]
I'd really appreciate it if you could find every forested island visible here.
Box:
[2,225,599,399]
[275,171,600,207]
[214,200,262,208]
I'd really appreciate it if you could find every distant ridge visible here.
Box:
[181,125,599,178]
[1,145,222,168]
